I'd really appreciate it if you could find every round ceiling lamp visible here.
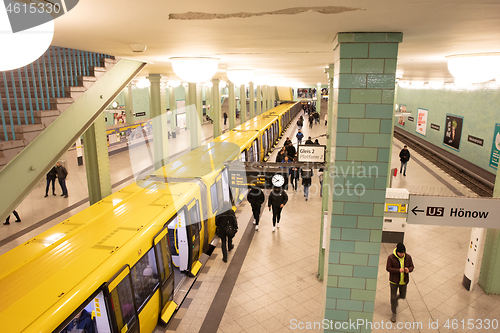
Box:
[0,7,54,71]
[446,53,500,84]
[227,69,255,86]
[428,80,444,89]
[170,57,219,83]
[398,80,410,88]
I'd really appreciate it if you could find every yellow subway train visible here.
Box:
[0,102,300,333]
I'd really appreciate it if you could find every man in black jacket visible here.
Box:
[55,162,69,198]
[386,243,414,323]
[215,203,238,263]
[399,145,410,176]
[45,166,57,197]
[268,187,288,232]
[247,187,265,231]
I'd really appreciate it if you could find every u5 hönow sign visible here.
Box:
[407,195,500,228]
[407,195,500,229]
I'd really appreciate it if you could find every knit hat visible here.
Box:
[396,243,406,253]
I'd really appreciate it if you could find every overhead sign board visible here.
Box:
[228,167,289,189]
[297,145,326,163]
[407,195,500,228]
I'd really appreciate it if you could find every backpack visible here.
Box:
[224,222,237,238]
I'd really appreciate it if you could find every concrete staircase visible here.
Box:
[0,57,118,170]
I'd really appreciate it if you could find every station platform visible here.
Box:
[2,111,500,333]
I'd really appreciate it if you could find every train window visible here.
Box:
[262,131,268,153]
[210,183,218,213]
[167,210,187,262]
[109,275,137,333]
[240,150,246,162]
[221,169,231,203]
[131,248,159,311]
[155,236,173,282]
[216,178,224,208]
[248,146,254,162]
[59,295,109,333]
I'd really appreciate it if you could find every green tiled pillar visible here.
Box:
[323,32,402,332]
[479,168,500,294]
[124,84,134,125]
[82,113,111,205]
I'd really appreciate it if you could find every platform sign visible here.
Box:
[297,145,326,163]
[407,195,500,228]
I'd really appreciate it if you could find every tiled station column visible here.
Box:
[323,33,402,332]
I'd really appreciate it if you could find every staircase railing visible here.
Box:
[0,46,113,141]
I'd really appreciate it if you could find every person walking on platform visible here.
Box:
[276,147,286,163]
[289,157,299,192]
[386,243,414,323]
[399,145,411,176]
[297,117,303,130]
[286,141,296,160]
[296,129,304,146]
[247,187,265,231]
[55,162,69,198]
[305,136,314,145]
[215,202,238,263]
[223,111,228,125]
[300,166,313,201]
[4,210,21,225]
[268,187,288,232]
[45,166,57,197]
[308,114,314,128]
[284,137,292,147]
[324,114,328,126]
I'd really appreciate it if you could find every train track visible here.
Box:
[394,131,493,198]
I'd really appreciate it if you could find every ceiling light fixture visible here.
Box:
[135,79,150,88]
[167,80,181,87]
[226,69,255,86]
[398,80,410,88]
[428,80,444,89]
[411,81,425,88]
[446,53,500,84]
[253,75,270,86]
[0,7,54,71]
[170,57,219,83]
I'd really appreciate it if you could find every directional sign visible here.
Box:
[408,195,500,228]
[297,145,326,163]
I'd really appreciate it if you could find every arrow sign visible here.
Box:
[407,195,500,228]
[411,206,424,215]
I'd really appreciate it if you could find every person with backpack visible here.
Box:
[296,117,303,130]
[215,202,238,263]
[268,187,288,232]
[300,166,313,201]
[247,187,265,231]
[296,129,304,145]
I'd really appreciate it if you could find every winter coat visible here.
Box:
[268,189,288,210]
[55,165,68,179]
[399,149,411,163]
[46,167,57,180]
[386,248,414,285]
[296,132,304,141]
[318,170,324,183]
[286,145,296,159]
[63,309,95,333]
[301,168,313,187]
[247,188,265,208]
[215,209,238,238]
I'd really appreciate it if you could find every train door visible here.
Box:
[153,227,176,323]
[106,266,139,333]
[262,130,268,156]
[252,139,259,161]
[187,200,202,274]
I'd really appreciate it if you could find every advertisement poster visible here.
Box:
[416,108,428,136]
[443,114,464,151]
[489,123,500,169]
[397,105,406,126]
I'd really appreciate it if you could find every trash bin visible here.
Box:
[175,126,181,134]
[171,131,176,138]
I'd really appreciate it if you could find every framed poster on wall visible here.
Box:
[489,123,500,169]
[397,105,406,126]
[416,108,428,136]
[443,114,464,151]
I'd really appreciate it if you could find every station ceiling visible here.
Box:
[52,0,500,85]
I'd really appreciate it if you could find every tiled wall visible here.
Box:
[324,32,402,332]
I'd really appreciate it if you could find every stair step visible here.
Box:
[0,139,28,163]
[0,124,45,142]
[1,110,60,126]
